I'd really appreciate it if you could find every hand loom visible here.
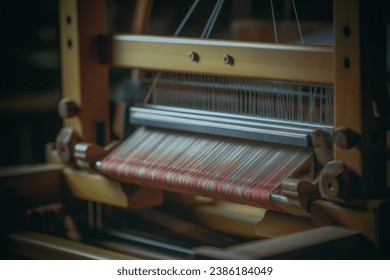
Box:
[0,0,389,259]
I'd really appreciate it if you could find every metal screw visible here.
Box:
[223,54,234,65]
[188,51,199,62]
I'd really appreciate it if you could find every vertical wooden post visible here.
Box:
[333,0,388,197]
[112,0,154,139]
[59,0,109,145]
[131,0,153,80]
[132,0,154,34]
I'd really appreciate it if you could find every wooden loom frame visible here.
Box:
[59,0,388,194]
[1,0,388,259]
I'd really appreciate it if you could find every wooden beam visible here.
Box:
[63,168,163,208]
[311,199,390,251]
[59,0,110,144]
[193,202,266,238]
[194,202,315,239]
[8,231,136,259]
[0,164,65,208]
[107,35,334,85]
[195,226,376,259]
[333,0,388,196]
[131,0,153,34]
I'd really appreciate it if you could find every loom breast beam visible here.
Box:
[97,127,314,213]
[104,35,333,85]
[130,105,333,147]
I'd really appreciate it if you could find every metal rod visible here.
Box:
[130,105,333,147]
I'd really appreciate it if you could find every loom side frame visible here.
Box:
[333,0,388,197]
[59,0,110,144]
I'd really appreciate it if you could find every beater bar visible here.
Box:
[130,105,332,147]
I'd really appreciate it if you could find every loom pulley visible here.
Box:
[319,160,355,204]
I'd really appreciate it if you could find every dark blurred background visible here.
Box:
[0,0,61,166]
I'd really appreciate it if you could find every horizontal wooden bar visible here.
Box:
[63,168,163,208]
[63,168,128,207]
[311,199,390,248]
[8,231,136,259]
[195,226,376,259]
[0,164,65,208]
[107,34,334,84]
[193,202,266,238]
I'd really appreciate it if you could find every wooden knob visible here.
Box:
[334,127,360,149]
[58,98,79,118]
[319,160,355,203]
[55,127,80,163]
[74,142,108,169]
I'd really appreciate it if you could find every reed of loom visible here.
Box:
[1,0,389,259]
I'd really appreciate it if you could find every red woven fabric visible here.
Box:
[98,127,312,212]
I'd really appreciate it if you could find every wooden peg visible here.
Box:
[334,127,360,149]
[57,98,79,118]
[55,127,80,163]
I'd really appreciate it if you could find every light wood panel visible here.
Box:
[63,168,163,208]
[194,202,266,238]
[108,35,334,84]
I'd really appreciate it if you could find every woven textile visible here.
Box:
[97,127,312,211]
